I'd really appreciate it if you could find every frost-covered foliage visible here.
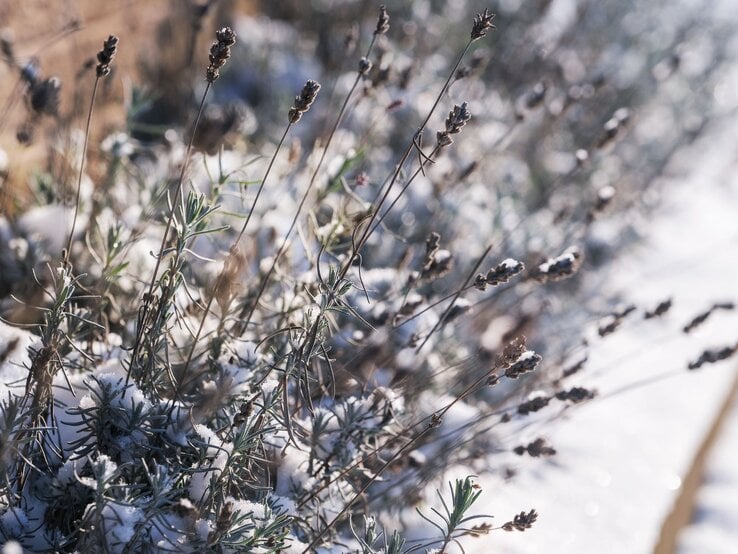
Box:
[0,0,734,552]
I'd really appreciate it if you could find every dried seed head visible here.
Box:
[29,77,61,117]
[496,336,528,369]
[486,258,524,286]
[504,350,542,379]
[421,249,452,280]
[206,26,237,83]
[208,501,234,543]
[517,394,551,415]
[513,438,555,458]
[436,102,472,147]
[503,509,539,531]
[471,8,496,41]
[375,5,390,36]
[683,302,734,333]
[288,79,321,123]
[688,343,738,370]
[420,233,452,281]
[644,298,672,319]
[445,102,472,134]
[473,273,487,291]
[96,35,118,78]
[555,386,596,403]
[358,56,373,75]
[533,246,582,282]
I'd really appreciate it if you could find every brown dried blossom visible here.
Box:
[597,304,636,337]
[208,501,234,544]
[375,5,390,36]
[517,395,551,415]
[471,9,496,41]
[288,79,321,123]
[495,336,528,369]
[96,35,118,78]
[533,247,582,283]
[683,301,735,333]
[420,232,453,280]
[644,298,672,319]
[555,386,596,403]
[215,245,247,312]
[206,27,236,83]
[502,509,539,531]
[562,355,588,378]
[29,77,61,117]
[437,102,472,147]
[486,259,525,287]
[688,343,738,370]
[513,438,556,457]
[505,350,542,379]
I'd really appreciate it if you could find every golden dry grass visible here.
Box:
[0,0,255,215]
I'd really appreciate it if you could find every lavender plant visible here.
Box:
[0,2,735,553]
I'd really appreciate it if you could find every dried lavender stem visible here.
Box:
[64,77,99,267]
[294,40,479,384]
[367,144,442,237]
[239,36,380,331]
[340,40,474,281]
[127,81,212,382]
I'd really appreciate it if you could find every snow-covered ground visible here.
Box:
[472,109,738,552]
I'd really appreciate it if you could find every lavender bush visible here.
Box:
[0,1,734,552]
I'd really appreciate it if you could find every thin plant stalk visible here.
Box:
[367,144,442,237]
[127,82,211,382]
[294,40,478,385]
[339,40,474,285]
[63,77,99,267]
[65,34,118,266]
[239,35,380,331]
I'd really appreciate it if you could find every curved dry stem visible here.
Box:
[64,76,100,267]
[239,36,379,332]
[127,81,212,382]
